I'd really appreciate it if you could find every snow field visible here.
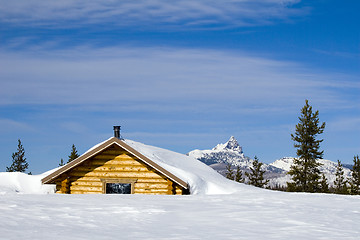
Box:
[1,188,359,240]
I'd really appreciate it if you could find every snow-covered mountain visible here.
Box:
[188,137,353,188]
[188,136,250,166]
[188,136,285,181]
[269,157,353,187]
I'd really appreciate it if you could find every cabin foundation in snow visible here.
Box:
[42,134,189,195]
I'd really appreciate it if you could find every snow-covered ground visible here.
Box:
[1,173,360,239]
[1,138,359,239]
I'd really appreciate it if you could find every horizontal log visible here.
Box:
[92,154,135,161]
[70,177,102,182]
[71,190,102,194]
[134,183,170,189]
[136,178,169,183]
[134,188,171,193]
[101,150,127,155]
[91,155,118,160]
[73,166,149,172]
[70,185,102,192]
[89,159,144,166]
[71,181,103,187]
[56,190,65,194]
[70,171,163,178]
[69,176,167,183]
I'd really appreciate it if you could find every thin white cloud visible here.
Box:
[0,118,34,133]
[0,0,308,28]
[0,46,358,113]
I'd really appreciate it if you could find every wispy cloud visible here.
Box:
[0,46,358,113]
[0,118,34,133]
[0,0,308,28]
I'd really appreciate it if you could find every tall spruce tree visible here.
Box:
[350,155,360,195]
[235,166,244,183]
[287,100,325,193]
[6,139,29,173]
[320,173,329,193]
[225,163,234,180]
[245,156,269,188]
[333,160,348,194]
[67,144,80,163]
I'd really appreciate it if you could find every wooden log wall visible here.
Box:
[55,145,185,195]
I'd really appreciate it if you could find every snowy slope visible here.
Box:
[0,189,359,239]
[0,170,57,195]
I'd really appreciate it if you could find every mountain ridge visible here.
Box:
[188,136,353,187]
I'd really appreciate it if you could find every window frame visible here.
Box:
[101,178,137,194]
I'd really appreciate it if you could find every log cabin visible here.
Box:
[41,127,189,195]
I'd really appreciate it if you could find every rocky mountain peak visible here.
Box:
[213,136,243,153]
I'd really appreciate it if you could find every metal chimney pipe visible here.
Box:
[113,126,121,139]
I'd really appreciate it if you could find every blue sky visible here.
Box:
[0,0,359,173]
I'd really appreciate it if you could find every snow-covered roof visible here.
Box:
[123,139,242,194]
[42,137,242,194]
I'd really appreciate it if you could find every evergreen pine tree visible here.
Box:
[350,155,360,195]
[320,173,329,193]
[225,163,234,180]
[6,139,29,173]
[245,156,269,188]
[235,166,244,183]
[287,100,325,193]
[333,160,348,194]
[67,144,80,163]
[59,158,65,167]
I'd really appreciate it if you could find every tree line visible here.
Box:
[5,141,80,173]
[226,100,360,195]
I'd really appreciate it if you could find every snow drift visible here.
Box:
[0,169,56,194]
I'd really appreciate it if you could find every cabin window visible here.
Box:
[106,183,131,194]
[101,178,137,194]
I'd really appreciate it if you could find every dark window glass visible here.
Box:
[106,183,131,194]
